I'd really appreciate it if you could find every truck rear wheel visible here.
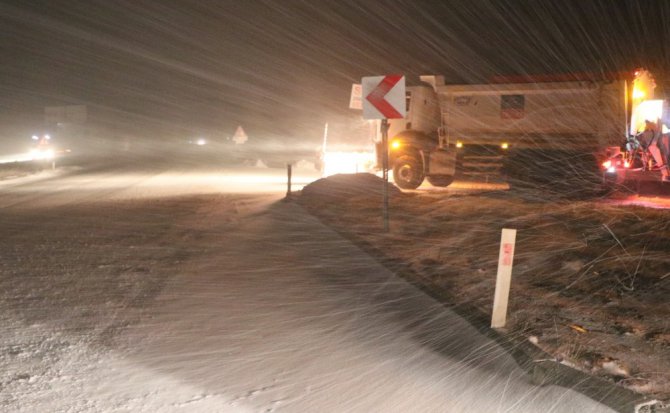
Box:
[426,175,454,187]
[393,154,425,190]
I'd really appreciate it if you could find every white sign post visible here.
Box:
[491,228,517,329]
[361,75,406,232]
[349,84,362,110]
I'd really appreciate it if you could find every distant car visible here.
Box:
[187,138,208,146]
[30,134,55,160]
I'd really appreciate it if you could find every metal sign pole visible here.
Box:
[381,119,389,232]
[361,74,405,233]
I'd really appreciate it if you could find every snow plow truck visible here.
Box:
[377,69,667,194]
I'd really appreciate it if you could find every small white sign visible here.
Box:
[349,84,362,110]
[232,125,248,145]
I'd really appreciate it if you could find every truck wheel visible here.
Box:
[426,175,454,187]
[393,154,425,189]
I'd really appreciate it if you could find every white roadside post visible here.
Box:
[361,75,406,232]
[491,228,517,329]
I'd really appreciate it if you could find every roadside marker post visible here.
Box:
[361,75,406,232]
[491,228,517,329]
[286,163,292,199]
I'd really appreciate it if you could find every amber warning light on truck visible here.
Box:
[629,69,657,135]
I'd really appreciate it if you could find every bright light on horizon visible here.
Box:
[322,151,375,177]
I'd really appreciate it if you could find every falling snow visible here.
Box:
[2,1,670,412]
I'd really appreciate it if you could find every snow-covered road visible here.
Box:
[0,161,616,412]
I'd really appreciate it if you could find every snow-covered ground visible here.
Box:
[299,173,670,409]
[0,162,623,412]
[0,152,34,164]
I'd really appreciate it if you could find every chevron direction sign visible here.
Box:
[362,75,406,120]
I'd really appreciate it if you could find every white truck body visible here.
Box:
[383,71,655,190]
[396,75,629,149]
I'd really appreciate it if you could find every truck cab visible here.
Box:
[382,82,457,189]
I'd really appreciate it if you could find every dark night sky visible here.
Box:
[1,0,669,144]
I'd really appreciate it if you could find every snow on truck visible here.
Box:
[378,69,666,193]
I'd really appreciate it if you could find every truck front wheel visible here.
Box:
[393,154,425,189]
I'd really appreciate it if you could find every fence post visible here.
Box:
[286,163,292,198]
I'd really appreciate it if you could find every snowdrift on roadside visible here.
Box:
[299,173,404,204]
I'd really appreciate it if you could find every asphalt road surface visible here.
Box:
[0,157,617,412]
